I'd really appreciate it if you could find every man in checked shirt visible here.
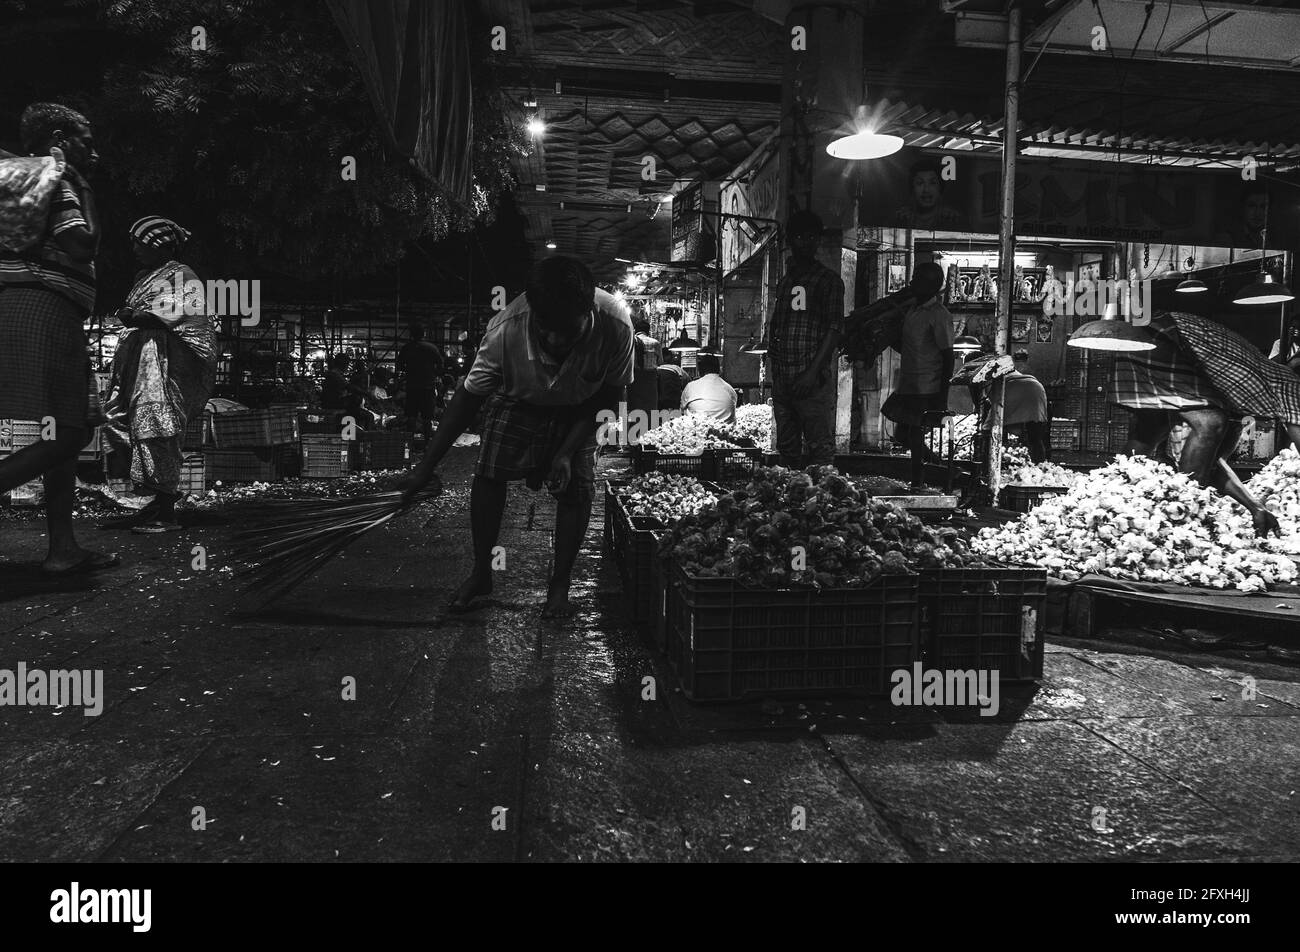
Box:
[765,209,845,468]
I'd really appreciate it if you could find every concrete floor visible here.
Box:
[1,446,1297,862]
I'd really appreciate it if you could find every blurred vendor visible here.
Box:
[985,350,1050,462]
[1112,310,1300,538]
[627,318,660,439]
[656,352,689,411]
[680,353,737,423]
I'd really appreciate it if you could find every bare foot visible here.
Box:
[447,573,493,613]
[540,583,574,619]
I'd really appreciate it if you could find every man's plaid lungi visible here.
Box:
[0,284,90,428]
[476,394,597,504]
[1112,312,1300,422]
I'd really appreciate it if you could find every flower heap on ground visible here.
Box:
[661,465,983,588]
[972,454,1297,592]
[1245,447,1300,555]
[620,473,717,523]
[1006,461,1080,488]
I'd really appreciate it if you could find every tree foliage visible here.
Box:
[42,0,524,281]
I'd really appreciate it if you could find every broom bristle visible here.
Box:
[229,482,441,607]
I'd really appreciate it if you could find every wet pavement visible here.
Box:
[1,446,1298,862]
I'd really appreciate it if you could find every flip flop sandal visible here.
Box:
[131,521,184,534]
[42,551,121,577]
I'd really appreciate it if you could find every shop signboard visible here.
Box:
[721,152,780,274]
[671,181,705,262]
[856,148,1300,247]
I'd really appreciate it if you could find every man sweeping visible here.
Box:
[1113,310,1300,537]
[401,256,634,618]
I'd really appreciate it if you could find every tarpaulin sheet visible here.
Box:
[326,0,473,199]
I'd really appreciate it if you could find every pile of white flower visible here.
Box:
[1246,447,1300,555]
[731,403,774,452]
[973,454,1297,592]
[1006,461,1080,488]
[641,413,739,455]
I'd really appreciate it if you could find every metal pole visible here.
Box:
[988,3,1021,504]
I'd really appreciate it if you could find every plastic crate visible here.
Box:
[300,435,355,478]
[0,419,43,453]
[1055,395,1083,421]
[659,561,920,701]
[1,479,43,507]
[357,432,411,471]
[1084,399,1109,423]
[1108,421,1130,453]
[182,412,208,450]
[78,427,103,461]
[710,447,763,481]
[1083,424,1110,454]
[1000,484,1069,513]
[633,446,762,480]
[210,408,299,448]
[205,446,298,483]
[298,409,347,436]
[631,446,708,477]
[612,501,667,627]
[179,453,206,495]
[1049,420,1080,452]
[919,567,1047,682]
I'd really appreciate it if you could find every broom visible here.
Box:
[229,478,442,607]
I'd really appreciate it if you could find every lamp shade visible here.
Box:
[739,339,768,356]
[667,332,700,353]
[953,335,982,356]
[826,131,904,161]
[1234,271,1296,305]
[1067,319,1156,352]
[1175,278,1207,294]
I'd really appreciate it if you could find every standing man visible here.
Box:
[680,353,737,423]
[397,322,445,438]
[625,318,660,444]
[766,209,844,468]
[401,256,633,619]
[0,103,117,575]
[993,350,1050,462]
[881,263,954,489]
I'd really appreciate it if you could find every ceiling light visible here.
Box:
[526,117,546,136]
[1233,271,1295,305]
[953,335,982,355]
[545,240,557,250]
[667,332,700,353]
[827,130,904,161]
[1067,319,1156,352]
[1175,279,1207,294]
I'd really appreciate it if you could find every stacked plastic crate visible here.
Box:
[206,408,300,483]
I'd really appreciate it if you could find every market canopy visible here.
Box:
[326,0,473,199]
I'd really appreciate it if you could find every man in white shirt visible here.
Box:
[680,353,737,423]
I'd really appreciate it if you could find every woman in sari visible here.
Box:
[102,216,216,532]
